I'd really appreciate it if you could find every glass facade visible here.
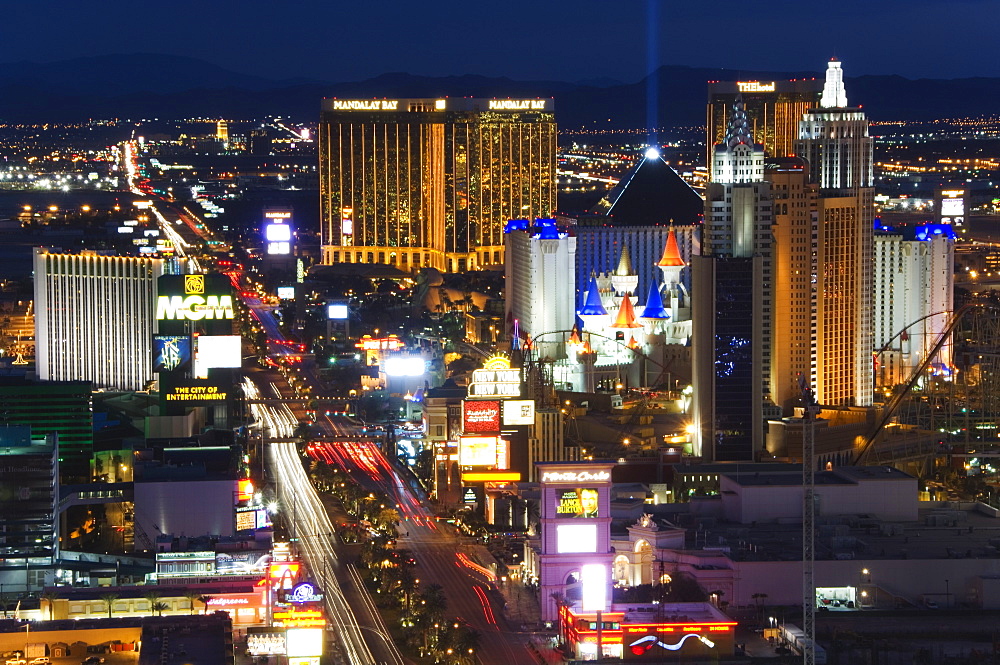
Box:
[0,380,93,483]
[707,80,822,167]
[0,432,58,567]
[319,98,556,272]
[712,259,757,462]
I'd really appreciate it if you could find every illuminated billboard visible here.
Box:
[541,469,611,483]
[286,628,325,657]
[503,399,535,425]
[556,488,600,518]
[215,551,270,574]
[237,479,255,501]
[247,628,286,656]
[580,563,607,612]
[194,335,242,377]
[556,524,597,553]
[461,472,521,482]
[274,609,325,628]
[341,208,353,236]
[384,356,425,376]
[622,623,734,660]
[468,355,521,398]
[269,561,301,589]
[235,506,271,532]
[460,435,500,466]
[356,335,403,351]
[157,274,234,322]
[941,198,964,216]
[277,286,296,300]
[463,400,501,433]
[938,189,966,226]
[153,334,191,373]
[327,303,349,319]
[265,224,291,242]
[162,380,229,404]
[235,508,258,531]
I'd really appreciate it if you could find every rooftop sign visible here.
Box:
[469,355,520,398]
[332,100,399,111]
[541,470,611,483]
[489,99,547,110]
[737,81,776,93]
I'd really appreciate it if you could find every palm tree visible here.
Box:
[417,584,447,622]
[143,590,162,616]
[752,592,769,622]
[293,421,312,443]
[40,590,60,620]
[182,590,200,615]
[152,601,170,617]
[99,593,120,618]
[197,595,214,614]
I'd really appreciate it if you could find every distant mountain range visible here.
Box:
[0,54,995,128]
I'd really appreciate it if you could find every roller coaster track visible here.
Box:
[854,303,980,465]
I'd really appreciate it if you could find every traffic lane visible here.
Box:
[311,442,538,665]
[270,442,375,665]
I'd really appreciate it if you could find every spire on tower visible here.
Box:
[610,293,643,329]
[615,244,635,276]
[579,275,608,316]
[820,58,848,109]
[724,96,754,149]
[657,227,686,268]
[640,278,671,320]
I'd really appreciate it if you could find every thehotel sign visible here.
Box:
[332,100,399,111]
[489,99,547,110]
[736,81,776,93]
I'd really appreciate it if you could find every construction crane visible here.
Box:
[801,388,820,665]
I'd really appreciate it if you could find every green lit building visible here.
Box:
[0,379,93,483]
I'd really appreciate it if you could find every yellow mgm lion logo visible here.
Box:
[184,274,205,294]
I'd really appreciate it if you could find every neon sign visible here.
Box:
[469,355,521,398]
[207,597,250,607]
[273,609,326,628]
[156,295,235,320]
[628,634,715,655]
[332,100,399,111]
[542,470,611,483]
[488,100,546,110]
[288,582,324,604]
[737,81,776,93]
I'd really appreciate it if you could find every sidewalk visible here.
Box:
[465,543,542,629]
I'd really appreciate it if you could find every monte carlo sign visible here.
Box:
[157,274,235,321]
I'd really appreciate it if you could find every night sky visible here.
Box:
[0,0,992,83]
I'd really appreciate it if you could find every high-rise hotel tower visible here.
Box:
[707,78,822,166]
[797,60,874,407]
[319,98,556,273]
[692,99,774,461]
[34,249,170,391]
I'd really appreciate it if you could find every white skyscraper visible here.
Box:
[34,249,169,391]
[820,59,849,109]
[798,59,875,407]
[873,225,955,385]
[504,222,577,359]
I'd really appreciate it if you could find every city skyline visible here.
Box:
[0,0,994,84]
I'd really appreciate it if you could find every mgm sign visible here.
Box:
[157,274,235,321]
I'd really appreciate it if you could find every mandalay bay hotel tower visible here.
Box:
[319,98,556,273]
